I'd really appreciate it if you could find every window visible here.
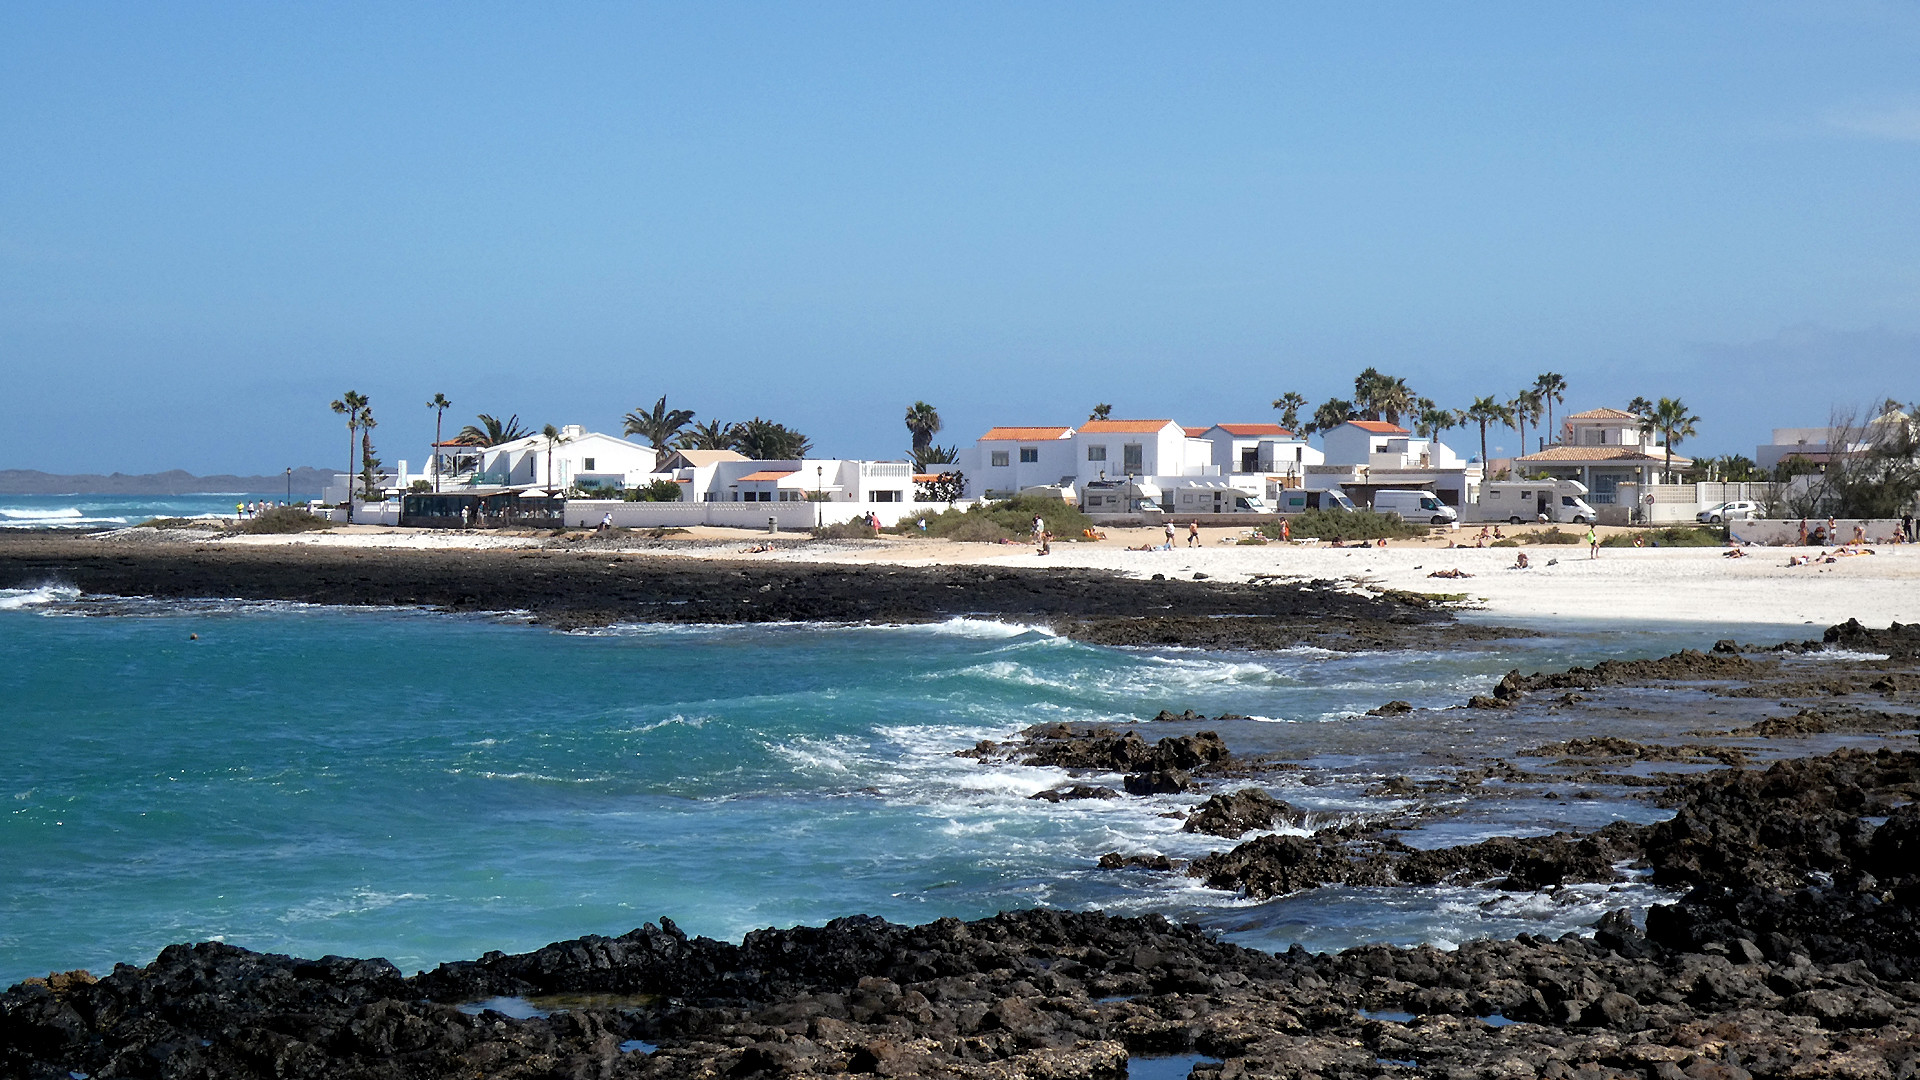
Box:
[990,451,1010,467]
[1087,445,1107,462]
[1122,444,1143,474]
[871,490,901,502]
[582,458,595,471]
[1019,447,1039,463]
[1240,449,1258,472]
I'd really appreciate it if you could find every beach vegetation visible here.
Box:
[136,517,212,529]
[1259,510,1424,543]
[891,494,1093,542]
[1600,526,1722,547]
[1517,527,1581,545]
[452,413,529,447]
[914,470,966,503]
[625,479,685,502]
[623,396,696,449]
[225,507,331,535]
[811,519,880,540]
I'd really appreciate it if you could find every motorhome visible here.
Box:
[1275,489,1359,515]
[1164,479,1271,515]
[1472,479,1597,524]
[1370,489,1458,525]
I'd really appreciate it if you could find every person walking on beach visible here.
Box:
[1162,521,1176,549]
[1826,516,1837,548]
[1586,524,1599,559]
[1031,515,1043,543]
[1280,518,1291,543]
[1187,521,1200,547]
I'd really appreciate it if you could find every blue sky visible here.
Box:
[4,3,1918,474]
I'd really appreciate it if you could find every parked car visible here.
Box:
[1697,500,1759,524]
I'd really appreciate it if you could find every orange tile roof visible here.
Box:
[912,473,942,483]
[1347,420,1409,434]
[1078,419,1176,434]
[1568,407,1639,420]
[1516,446,1692,465]
[1183,426,1210,438]
[1212,423,1291,437]
[979,426,1073,441]
[737,470,799,482]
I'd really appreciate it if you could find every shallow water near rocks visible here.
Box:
[0,593,1814,983]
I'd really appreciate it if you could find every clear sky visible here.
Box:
[4,3,1918,474]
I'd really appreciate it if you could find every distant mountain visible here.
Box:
[0,467,335,495]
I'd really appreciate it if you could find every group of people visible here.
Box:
[1795,516,1916,547]
[233,500,289,518]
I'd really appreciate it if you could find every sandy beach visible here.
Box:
[202,522,1920,629]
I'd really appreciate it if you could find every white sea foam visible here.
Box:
[0,507,129,527]
[281,888,428,923]
[0,585,82,610]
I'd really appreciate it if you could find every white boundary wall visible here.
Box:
[1726,519,1913,546]
[563,500,927,530]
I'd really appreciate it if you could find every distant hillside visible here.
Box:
[0,467,335,495]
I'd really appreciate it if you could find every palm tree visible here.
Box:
[732,417,812,460]
[1626,396,1655,419]
[1532,373,1566,447]
[1465,396,1514,473]
[676,418,736,451]
[358,409,381,502]
[623,396,695,449]
[1377,376,1416,426]
[1509,389,1543,457]
[904,401,943,457]
[427,393,452,492]
[1088,403,1113,421]
[1643,397,1700,482]
[1413,399,1462,441]
[1305,397,1355,438]
[453,413,529,447]
[1271,391,1307,432]
[541,424,569,492]
[330,390,368,522]
[912,444,960,470]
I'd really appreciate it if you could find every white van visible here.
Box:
[1275,489,1358,515]
[1166,480,1272,514]
[1473,480,1597,524]
[1371,489,1459,525]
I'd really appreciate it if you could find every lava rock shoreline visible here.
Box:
[9,623,1920,1078]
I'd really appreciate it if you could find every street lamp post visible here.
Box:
[815,466,823,527]
[285,467,291,504]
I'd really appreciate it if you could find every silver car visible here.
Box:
[1697,500,1758,524]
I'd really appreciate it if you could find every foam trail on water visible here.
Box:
[0,585,82,611]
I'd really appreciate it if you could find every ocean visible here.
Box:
[0,588,1806,986]
[0,493,302,530]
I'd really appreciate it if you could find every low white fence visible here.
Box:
[319,502,403,525]
[564,499,930,530]
[1725,518,1912,546]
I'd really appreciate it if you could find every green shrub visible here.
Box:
[225,507,331,535]
[1232,534,1267,545]
[1522,527,1583,545]
[1259,510,1424,543]
[811,519,879,540]
[1601,526,1724,548]
[625,479,685,502]
[891,494,1093,543]
[137,517,207,529]
[1490,538,1519,547]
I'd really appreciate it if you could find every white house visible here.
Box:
[471,427,659,493]
[1196,424,1322,487]
[1515,407,1691,505]
[967,426,1078,500]
[1308,420,1475,509]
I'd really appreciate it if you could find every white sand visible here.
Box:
[195,524,1920,630]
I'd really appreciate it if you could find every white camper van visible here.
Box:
[1165,479,1271,515]
[1473,479,1597,524]
[1370,489,1458,525]
[1275,489,1358,515]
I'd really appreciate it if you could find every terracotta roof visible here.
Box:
[912,473,943,483]
[1516,446,1693,465]
[1568,407,1640,420]
[1183,426,1210,438]
[737,470,799,482]
[1212,423,1292,437]
[1346,421,1409,434]
[1078,419,1177,434]
[979,426,1073,441]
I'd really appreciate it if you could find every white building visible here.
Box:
[469,427,660,493]
[1307,420,1475,509]
[1515,408,1690,505]
[968,426,1078,500]
[1195,423,1322,487]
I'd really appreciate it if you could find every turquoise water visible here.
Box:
[0,492,302,529]
[0,589,1804,984]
